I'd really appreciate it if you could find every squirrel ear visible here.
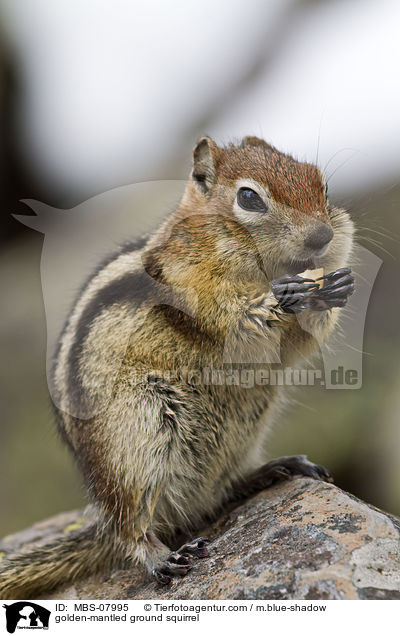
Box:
[241,136,269,149]
[192,136,219,194]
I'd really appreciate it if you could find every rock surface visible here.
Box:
[1,478,400,600]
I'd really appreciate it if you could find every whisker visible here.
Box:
[315,109,325,167]
[357,226,399,244]
[323,147,359,175]
[356,235,395,259]
[350,270,375,286]
[344,343,374,356]
[326,150,360,184]
[289,397,318,413]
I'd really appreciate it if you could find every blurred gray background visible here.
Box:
[1,0,400,537]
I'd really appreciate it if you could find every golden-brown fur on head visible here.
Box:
[187,135,326,216]
[211,136,325,214]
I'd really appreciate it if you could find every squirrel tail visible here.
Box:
[0,522,123,599]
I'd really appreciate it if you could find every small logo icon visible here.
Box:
[2,602,50,633]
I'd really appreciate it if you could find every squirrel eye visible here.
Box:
[325,182,328,198]
[237,187,267,212]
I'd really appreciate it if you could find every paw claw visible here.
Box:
[271,275,319,314]
[310,267,355,310]
[321,267,352,282]
[178,536,211,559]
[315,464,334,483]
[168,552,190,565]
[153,570,172,585]
[272,466,292,479]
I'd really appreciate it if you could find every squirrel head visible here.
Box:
[176,135,353,281]
[147,136,353,290]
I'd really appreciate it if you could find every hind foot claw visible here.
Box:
[178,536,210,559]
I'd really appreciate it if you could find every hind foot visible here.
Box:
[153,537,210,585]
[229,454,333,505]
[260,455,334,483]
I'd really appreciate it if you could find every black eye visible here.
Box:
[325,182,328,198]
[237,187,267,212]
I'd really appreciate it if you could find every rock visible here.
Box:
[1,478,400,600]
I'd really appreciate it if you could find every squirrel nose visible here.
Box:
[304,223,333,252]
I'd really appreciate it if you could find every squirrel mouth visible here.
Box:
[284,258,315,275]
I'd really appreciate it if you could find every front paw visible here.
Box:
[309,267,355,311]
[270,275,319,314]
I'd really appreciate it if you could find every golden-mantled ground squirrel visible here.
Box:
[0,135,354,597]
